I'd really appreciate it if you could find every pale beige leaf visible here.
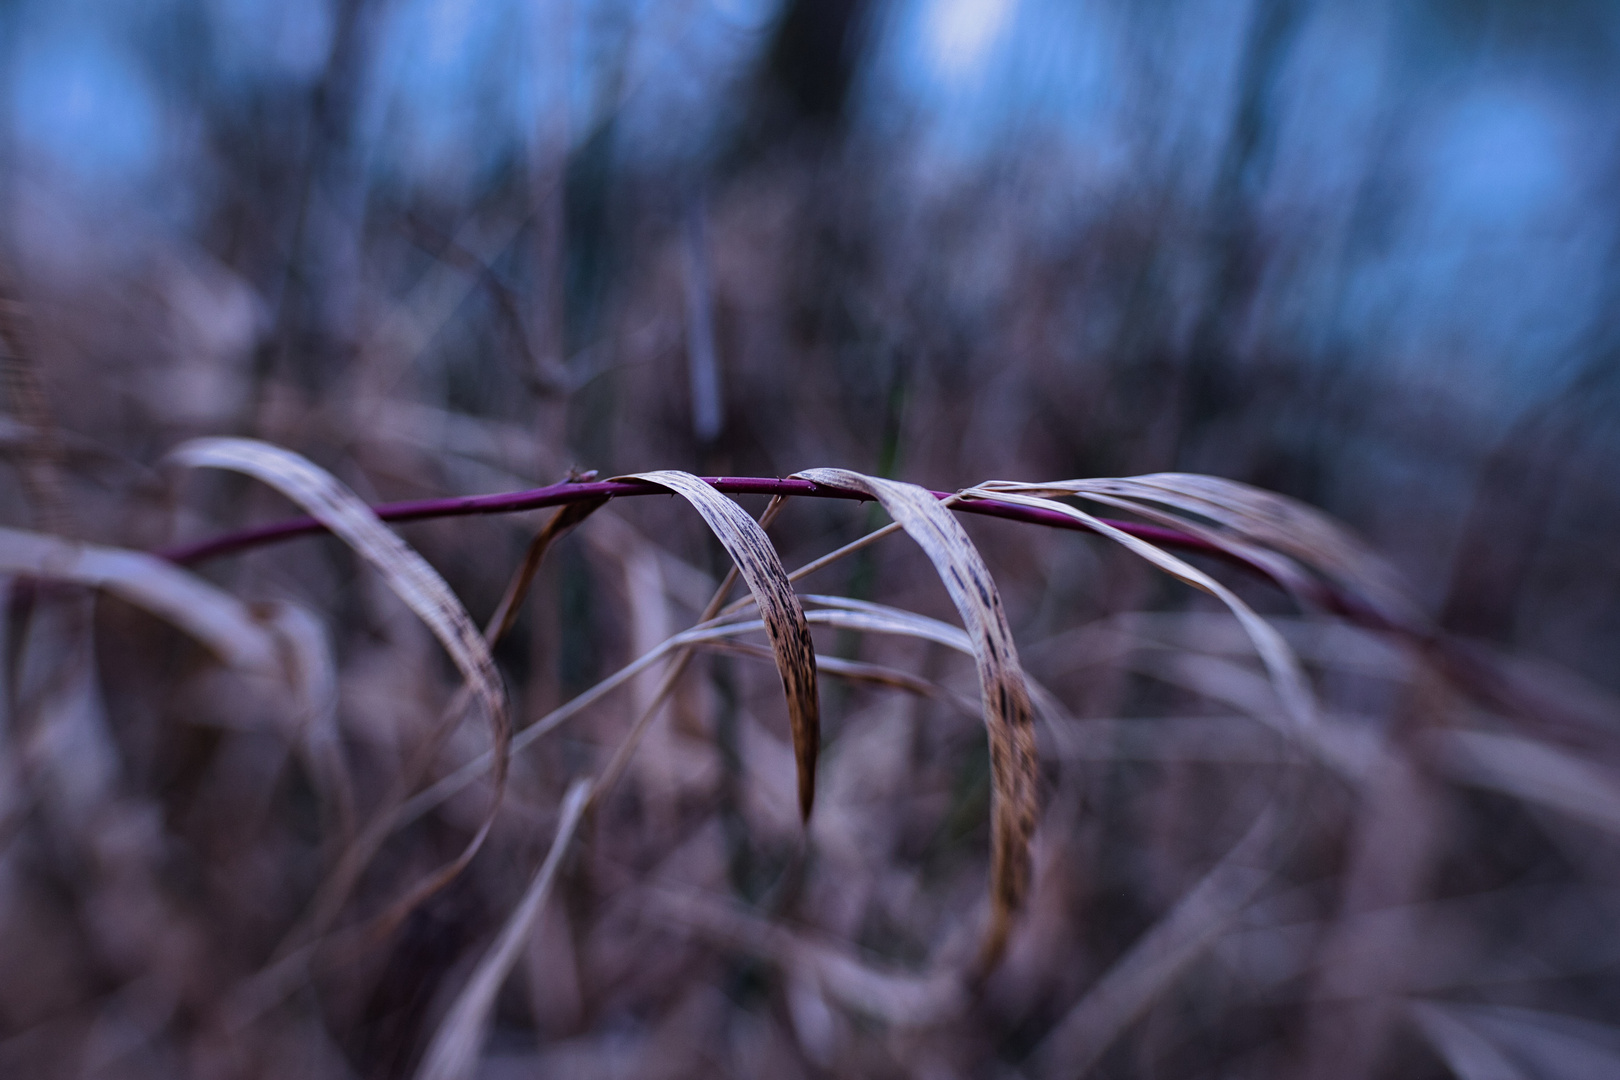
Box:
[795,468,1038,971]
[169,437,510,792]
[963,484,1319,743]
[1450,1005,1620,1078]
[585,495,786,815]
[414,779,591,1080]
[618,471,820,820]
[258,600,353,840]
[698,638,982,718]
[1437,729,1620,835]
[991,473,1422,630]
[171,438,511,937]
[1408,1001,1531,1080]
[0,524,277,672]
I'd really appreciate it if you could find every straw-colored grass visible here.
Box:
[4,439,1620,1080]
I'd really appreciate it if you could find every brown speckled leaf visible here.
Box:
[619,471,821,820]
[795,468,1038,972]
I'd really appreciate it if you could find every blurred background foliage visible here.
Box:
[5,1,1620,1077]
[7,0,1620,683]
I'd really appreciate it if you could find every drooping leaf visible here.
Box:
[414,780,592,1080]
[0,524,277,673]
[618,471,821,820]
[796,468,1039,971]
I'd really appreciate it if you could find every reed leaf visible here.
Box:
[796,468,1039,971]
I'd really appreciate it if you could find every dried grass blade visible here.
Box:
[964,485,1319,743]
[1407,1001,1533,1080]
[413,779,591,1080]
[1441,1004,1620,1075]
[795,468,1038,972]
[1007,474,1422,630]
[699,638,983,717]
[588,496,786,812]
[1029,809,1278,1078]
[302,496,603,938]
[617,471,819,820]
[1437,729,1620,835]
[0,524,277,672]
[802,595,975,653]
[486,496,606,644]
[171,438,509,785]
[169,437,511,923]
[259,600,354,841]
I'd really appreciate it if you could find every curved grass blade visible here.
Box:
[305,496,608,941]
[587,496,788,815]
[259,600,354,842]
[1017,474,1423,631]
[392,600,989,869]
[795,468,1038,972]
[486,495,606,644]
[802,594,974,652]
[169,437,511,913]
[172,438,508,777]
[617,471,820,820]
[0,524,277,673]
[1409,1000,1533,1080]
[414,779,591,1080]
[699,638,983,718]
[964,484,1319,743]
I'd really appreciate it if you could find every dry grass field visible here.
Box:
[5,1,1620,1077]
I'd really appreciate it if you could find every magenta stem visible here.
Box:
[157,475,1221,566]
[155,473,1428,636]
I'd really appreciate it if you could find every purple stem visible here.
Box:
[159,475,1228,567]
[154,472,1442,644]
[157,474,1534,734]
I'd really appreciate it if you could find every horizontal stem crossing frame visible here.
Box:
[156,473,1404,632]
[159,475,1217,565]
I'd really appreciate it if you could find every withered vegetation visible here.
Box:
[6,3,1620,1075]
[5,422,1620,1079]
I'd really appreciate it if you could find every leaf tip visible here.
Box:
[798,760,817,823]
